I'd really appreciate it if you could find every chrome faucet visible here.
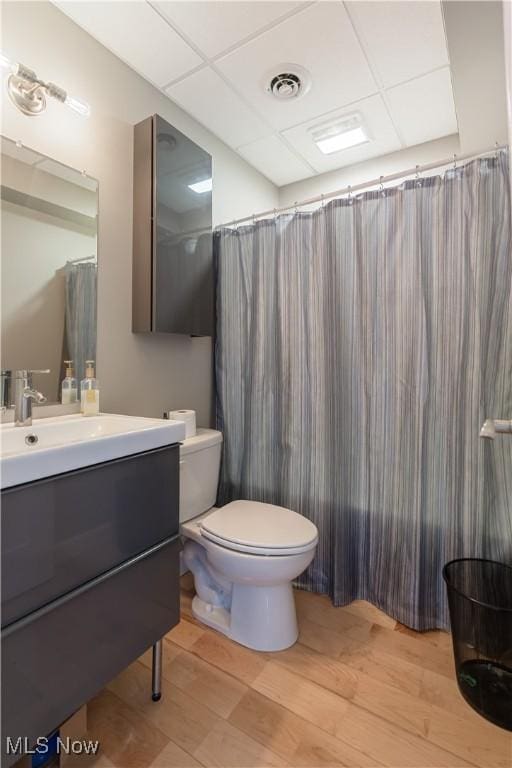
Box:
[13,370,49,426]
[480,419,512,440]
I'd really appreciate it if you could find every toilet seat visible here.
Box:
[199,500,318,556]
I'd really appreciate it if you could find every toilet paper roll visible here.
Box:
[168,409,196,438]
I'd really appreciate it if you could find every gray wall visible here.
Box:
[1,1,278,426]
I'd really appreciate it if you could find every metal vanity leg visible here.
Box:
[151,639,163,702]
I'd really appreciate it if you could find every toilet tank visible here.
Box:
[179,429,222,523]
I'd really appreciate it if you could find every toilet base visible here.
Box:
[192,595,231,636]
[191,581,299,652]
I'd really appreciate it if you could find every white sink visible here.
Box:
[0,413,186,489]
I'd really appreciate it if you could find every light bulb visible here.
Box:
[0,51,18,74]
[65,94,90,117]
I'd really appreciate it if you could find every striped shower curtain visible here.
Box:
[64,262,97,391]
[215,151,512,630]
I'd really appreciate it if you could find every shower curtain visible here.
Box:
[215,151,512,630]
[64,262,97,389]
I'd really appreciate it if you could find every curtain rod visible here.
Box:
[219,143,508,229]
[66,255,96,264]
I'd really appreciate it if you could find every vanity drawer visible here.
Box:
[1,535,181,766]
[1,444,179,627]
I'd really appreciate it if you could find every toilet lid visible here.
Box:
[199,500,318,556]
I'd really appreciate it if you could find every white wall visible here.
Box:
[1,1,278,426]
[279,135,459,209]
[442,1,508,154]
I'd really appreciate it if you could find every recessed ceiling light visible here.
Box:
[188,177,212,194]
[311,114,368,155]
[315,126,368,154]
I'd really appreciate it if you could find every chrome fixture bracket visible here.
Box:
[7,74,46,116]
[480,418,512,440]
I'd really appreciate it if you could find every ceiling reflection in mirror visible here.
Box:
[1,136,98,406]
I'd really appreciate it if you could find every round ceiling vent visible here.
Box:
[270,73,301,100]
[264,64,311,101]
[158,133,177,151]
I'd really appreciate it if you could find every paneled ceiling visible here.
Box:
[54,1,458,187]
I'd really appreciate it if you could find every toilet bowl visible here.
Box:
[179,430,318,651]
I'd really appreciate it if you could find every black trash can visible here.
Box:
[443,558,512,731]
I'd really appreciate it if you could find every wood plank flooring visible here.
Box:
[77,577,511,768]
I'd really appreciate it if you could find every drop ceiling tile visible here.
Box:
[385,67,458,147]
[55,1,202,87]
[346,1,449,88]
[237,136,314,186]
[282,95,401,173]
[216,2,378,132]
[166,68,271,147]
[155,1,303,59]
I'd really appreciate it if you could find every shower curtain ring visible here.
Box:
[379,176,385,196]
[294,201,299,214]
[453,154,457,169]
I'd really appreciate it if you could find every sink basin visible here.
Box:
[0,413,186,489]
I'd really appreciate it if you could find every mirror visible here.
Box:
[0,136,98,406]
[155,116,213,336]
[132,115,213,336]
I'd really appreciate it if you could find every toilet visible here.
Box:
[179,429,318,651]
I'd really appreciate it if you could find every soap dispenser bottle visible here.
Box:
[80,360,100,416]
[61,360,78,404]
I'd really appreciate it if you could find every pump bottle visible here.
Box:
[61,360,78,405]
[80,360,100,416]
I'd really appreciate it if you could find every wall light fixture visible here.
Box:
[0,52,90,117]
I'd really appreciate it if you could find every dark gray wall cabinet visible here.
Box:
[133,114,214,336]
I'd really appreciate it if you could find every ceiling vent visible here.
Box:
[158,133,177,151]
[265,64,311,101]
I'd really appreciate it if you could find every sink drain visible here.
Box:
[25,434,38,446]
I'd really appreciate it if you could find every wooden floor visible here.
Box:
[80,577,510,768]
